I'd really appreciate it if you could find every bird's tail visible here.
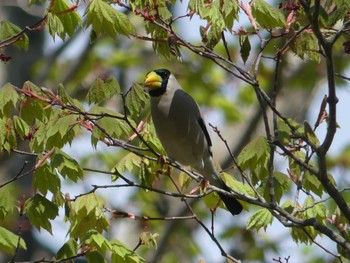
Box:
[218,183,243,216]
[203,157,243,216]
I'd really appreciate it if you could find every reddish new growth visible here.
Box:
[280,0,300,11]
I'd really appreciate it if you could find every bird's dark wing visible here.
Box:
[197,117,212,156]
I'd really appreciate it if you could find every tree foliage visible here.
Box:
[1,0,350,262]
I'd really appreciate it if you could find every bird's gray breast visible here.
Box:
[151,90,208,168]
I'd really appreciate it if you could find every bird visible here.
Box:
[144,68,243,216]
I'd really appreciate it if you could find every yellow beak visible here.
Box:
[144,71,162,89]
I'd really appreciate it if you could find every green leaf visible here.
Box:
[0,226,27,255]
[47,12,65,41]
[205,25,221,49]
[46,112,79,148]
[112,152,143,180]
[139,232,159,249]
[304,120,320,146]
[56,238,79,260]
[90,106,134,141]
[81,230,112,254]
[290,31,320,63]
[49,0,82,40]
[125,83,149,117]
[291,226,315,244]
[0,83,19,116]
[303,171,323,197]
[237,135,270,183]
[239,35,251,63]
[251,0,286,29]
[222,0,239,30]
[0,21,29,50]
[303,197,328,223]
[51,149,84,182]
[247,208,273,231]
[13,115,30,139]
[264,171,291,203]
[24,194,59,234]
[86,251,107,263]
[69,193,109,238]
[87,76,121,105]
[0,186,17,221]
[33,162,61,196]
[111,239,146,263]
[85,0,135,38]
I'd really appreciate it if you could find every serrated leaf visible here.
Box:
[251,0,286,29]
[56,238,79,260]
[247,208,273,231]
[47,12,65,41]
[303,171,323,197]
[139,232,159,249]
[112,152,143,180]
[111,239,146,263]
[0,21,29,50]
[87,76,121,105]
[0,186,17,221]
[205,25,221,49]
[89,106,134,141]
[290,31,320,63]
[13,115,30,139]
[281,199,294,213]
[291,226,315,244]
[46,113,79,148]
[69,193,109,238]
[125,83,149,117]
[49,0,82,40]
[303,197,328,223]
[24,194,59,234]
[85,0,135,38]
[33,162,61,196]
[304,120,320,146]
[222,0,239,30]
[51,149,84,182]
[0,227,27,255]
[264,171,291,202]
[237,136,270,183]
[82,230,112,253]
[239,35,251,63]
[0,83,19,116]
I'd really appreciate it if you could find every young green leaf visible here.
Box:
[13,115,30,139]
[251,0,286,29]
[51,149,84,182]
[111,239,146,263]
[56,238,79,260]
[0,226,27,255]
[290,31,320,63]
[85,0,135,38]
[125,83,149,117]
[89,106,134,141]
[0,83,19,116]
[24,194,59,234]
[247,208,273,231]
[49,0,82,40]
[87,76,121,105]
[0,186,17,221]
[33,162,61,196]
[81,230,112,254]
[139,231,159,249]
[239,35,251,63]
[0,21,29,50]
[304,120,320,146]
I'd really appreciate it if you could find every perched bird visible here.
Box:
[144,69,243,216]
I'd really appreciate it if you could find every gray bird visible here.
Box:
[144,68,243,216]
